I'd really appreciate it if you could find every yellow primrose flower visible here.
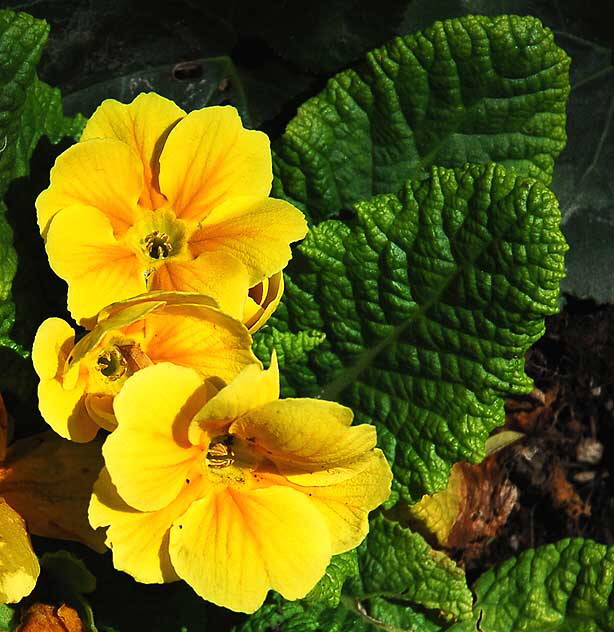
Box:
[36,92,308,325]
[89,357,392,613]
[0,499,39,604]
[243,270,284,333]
[32,292,258,443]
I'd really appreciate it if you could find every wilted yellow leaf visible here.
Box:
[409,463,465,546]
[0,432,105,552]
[0,499,39,604]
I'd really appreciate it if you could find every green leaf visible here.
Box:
[305,551,359,608]
[252,328,326,367]
[0,604,16,632]
[272,14,570,223]
[351,515,472,623]
[234,593,445,632]
[0,9,83,373]
[252,328,327,395]
[0,10,81,341]
[469,538,614,631]
[271,163,566,501]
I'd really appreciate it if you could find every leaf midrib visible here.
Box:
[320,176,531,402]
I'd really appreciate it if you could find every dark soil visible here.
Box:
[459,296,614,584]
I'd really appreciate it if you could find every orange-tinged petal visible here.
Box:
[37,378,97,443]
[243,271,284,333]
[189,196,308,285]
[263,450,392,554]
[32,318,75,380]
[0,499,39,604]
[105,364,208,512]
[149,252,249,320]
[159,106,271,221]
[36,138,142,235]
[231,399,376,482]
[169,486,331,613]
[84,394,117,432]
[97,290,217,323]
[45,205,145,324]
[89,468,201,583]
[142,305,257,382]
[81,93,186,210]
[0,433,106,552]
[194,355,279,427]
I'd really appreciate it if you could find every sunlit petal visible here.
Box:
[159,106,271,221]
[36,138,142,235]
[169,486,331,613]
[90,468,202,583]
[189,196,308,285]
[45,205,145,324]
[104,364,208,511]
[82,93,186,210]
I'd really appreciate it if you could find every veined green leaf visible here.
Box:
[349,515,472,623]
[469,538,614,631]
[273,14,569,223]
[305,550,359,608]
[234,592,445,632]
[271,163,566,501]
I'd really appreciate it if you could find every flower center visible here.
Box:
[96,346,127,380]
[95,343,154,381]
[206,435,235,469]
[143,231,173,259]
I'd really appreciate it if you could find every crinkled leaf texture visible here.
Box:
[233,592,444,632]
[272,14,569,223]
[271,163,566,502]
[0,9,84,355]
[252,328,326,396]
[304,550,358,608]
[461,538,614,631]
[349,515,472,623]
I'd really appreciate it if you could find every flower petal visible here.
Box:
[263,450,392,554]
[142,304,257,382]
[104,364,208,512]
[36,138,142,235]
[194,355,279,426]
[231,399,377,482]
[45,205,145,324]
[0,499,39,603]
[89,468,201,583]
[37,378,97,443]
[32,318,75,380]
[243,271,284,333]
[81,93,186,210]
[189,196,308,285]
[159,106,271,221]
[169,486,331,613]
[149,252,250,320]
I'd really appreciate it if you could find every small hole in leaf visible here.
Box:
[172,61,203,81]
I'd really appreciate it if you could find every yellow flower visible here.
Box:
[0,499,39,604]
[89,357,392,613]
[32,292,258,442]
[243,270,284,333]
[36,93,308,325]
